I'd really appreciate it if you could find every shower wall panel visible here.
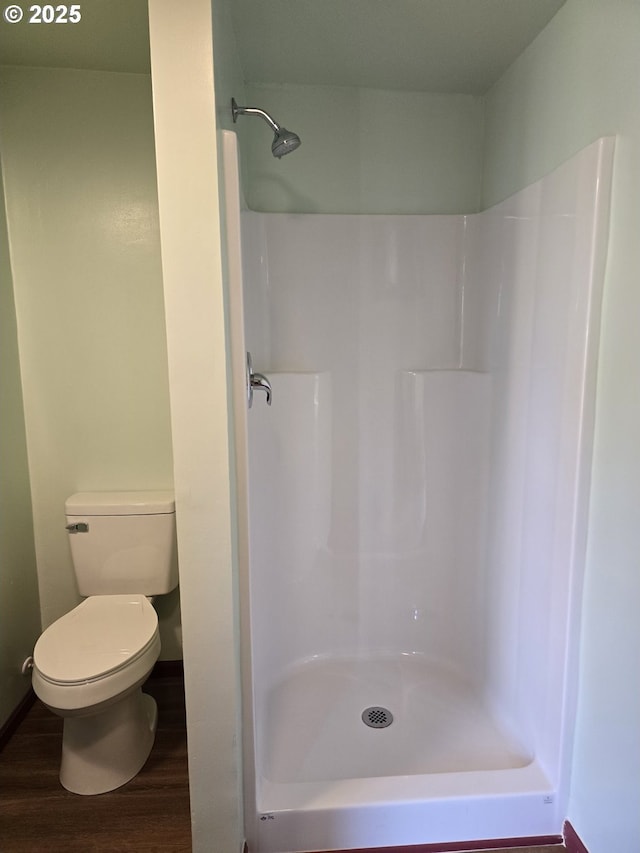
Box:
[241,213,490,677]
[248,371,332,718]
[479,138,614,780]
[397,369,491,678]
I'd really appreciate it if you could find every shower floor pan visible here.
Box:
[254,655,558,852]
[261,655,529,783]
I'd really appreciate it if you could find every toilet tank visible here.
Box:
[65,491,178,596]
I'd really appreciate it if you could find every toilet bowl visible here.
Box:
[32,490,178,795]
[33,594,161,795]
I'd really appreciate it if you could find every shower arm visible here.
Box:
[231,99,280,133]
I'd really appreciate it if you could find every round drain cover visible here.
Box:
[362,706,393,728]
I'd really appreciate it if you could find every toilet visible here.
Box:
[32,490,178,796]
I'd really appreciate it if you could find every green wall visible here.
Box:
[212,0,247,133]
[0,166,41,727]
[483,2,640,850]
[240,82,484,214]
[0,66,180,659]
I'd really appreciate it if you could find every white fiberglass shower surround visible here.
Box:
[224,133,614,852]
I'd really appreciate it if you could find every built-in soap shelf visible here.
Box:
[398,369,492,412]
[401,367,490,375]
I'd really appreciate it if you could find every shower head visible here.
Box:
[271,127,302,159]
[231,97,301,159]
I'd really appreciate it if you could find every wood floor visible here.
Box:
[0,676,191,852]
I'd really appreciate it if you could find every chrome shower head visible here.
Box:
[231,97,301,159]
[271,127,302,159]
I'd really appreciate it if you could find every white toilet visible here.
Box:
[32,490,178,796]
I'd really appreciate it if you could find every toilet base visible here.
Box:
[60,688,158,795]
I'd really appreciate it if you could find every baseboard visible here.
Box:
[150,659,184,678]
[246,836,563,853]
[564,821,589,853]
[0,687,36,753]
[311,840,563,853]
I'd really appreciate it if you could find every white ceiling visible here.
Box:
[231,0,567,94]
[0,0,566,95]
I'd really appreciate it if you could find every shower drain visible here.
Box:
[361,706,393,729]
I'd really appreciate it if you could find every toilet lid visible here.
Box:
[34,595,158,684]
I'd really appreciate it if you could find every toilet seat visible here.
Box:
[35,594,158,683]
[33,595,160,712]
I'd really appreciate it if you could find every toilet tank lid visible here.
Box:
[65,490,175,516]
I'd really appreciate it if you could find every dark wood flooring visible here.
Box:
[0,676,191,852]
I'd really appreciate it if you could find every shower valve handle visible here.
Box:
[246,352,272,407]
[251,372,272,406]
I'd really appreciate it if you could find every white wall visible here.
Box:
[0,65,180,658]
[148,1,243,850]
[482,2,640,850]
[241,83,484,214]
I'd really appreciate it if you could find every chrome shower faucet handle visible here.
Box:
[246,352,272,407]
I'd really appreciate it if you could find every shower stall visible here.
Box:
[224,131,614,852]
